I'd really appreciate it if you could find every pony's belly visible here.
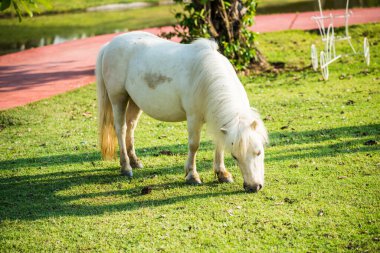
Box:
[143,106,186,122]
[127,86,187,122]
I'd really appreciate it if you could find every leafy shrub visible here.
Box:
[164,0,266,71]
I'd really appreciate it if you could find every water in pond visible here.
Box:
[0,29,127,56]
[0,0,378,56]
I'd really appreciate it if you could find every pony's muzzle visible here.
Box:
[243,182,262,193]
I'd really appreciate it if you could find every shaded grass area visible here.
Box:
[0,24,379,251]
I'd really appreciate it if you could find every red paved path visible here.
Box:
[1,8,379,110]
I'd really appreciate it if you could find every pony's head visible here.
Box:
[222,113,268,192]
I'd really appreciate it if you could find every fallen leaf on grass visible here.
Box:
[141,186,152,195]
[82,112,92,118]
[359,69,370,75]
[364,140,377,146]
[147,174,158,179]
[284,197,297,204]
[264,115,273,121]
[271,61,285,69]
[159,150,174,156]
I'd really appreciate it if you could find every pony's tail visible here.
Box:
[96,45,116,160]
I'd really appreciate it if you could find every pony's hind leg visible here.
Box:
[111,96,133,177]
[214,144,234,183]
[185,116,203,185]
[126,99,143,168]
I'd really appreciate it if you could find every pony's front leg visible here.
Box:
[112,100,133,177]
[214,144,234,183]
[185,117,203,185]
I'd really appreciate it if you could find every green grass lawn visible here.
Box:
[0,24,379,251]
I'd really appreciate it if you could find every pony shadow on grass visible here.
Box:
[0,141,227,221]
[0,140,213,171]
[0,164,243,221]
[0,124,378,221]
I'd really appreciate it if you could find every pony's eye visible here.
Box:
[256,150,261,156]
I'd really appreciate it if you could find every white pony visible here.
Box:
[96,31,268,192]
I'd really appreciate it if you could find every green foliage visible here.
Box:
[222,27,257,70]
[165,0,260,71]
[0,24,379,251]
[0,0,51,21]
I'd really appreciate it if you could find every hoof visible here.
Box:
[121,169,133,178]
[216,171,234,183]
[130,160,143,169]
[185,173,202,185]
[218,176,234,183]
[243,183,262,193]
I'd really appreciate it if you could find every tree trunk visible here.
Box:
[191,0,268,69]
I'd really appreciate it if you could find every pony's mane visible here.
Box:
[190,43,243,128]
[233,110,269,154]
[188,42,268,150]
[215,107,268,154]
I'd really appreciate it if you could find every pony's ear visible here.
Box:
[220,128,228,134]
[251,120,258,130]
